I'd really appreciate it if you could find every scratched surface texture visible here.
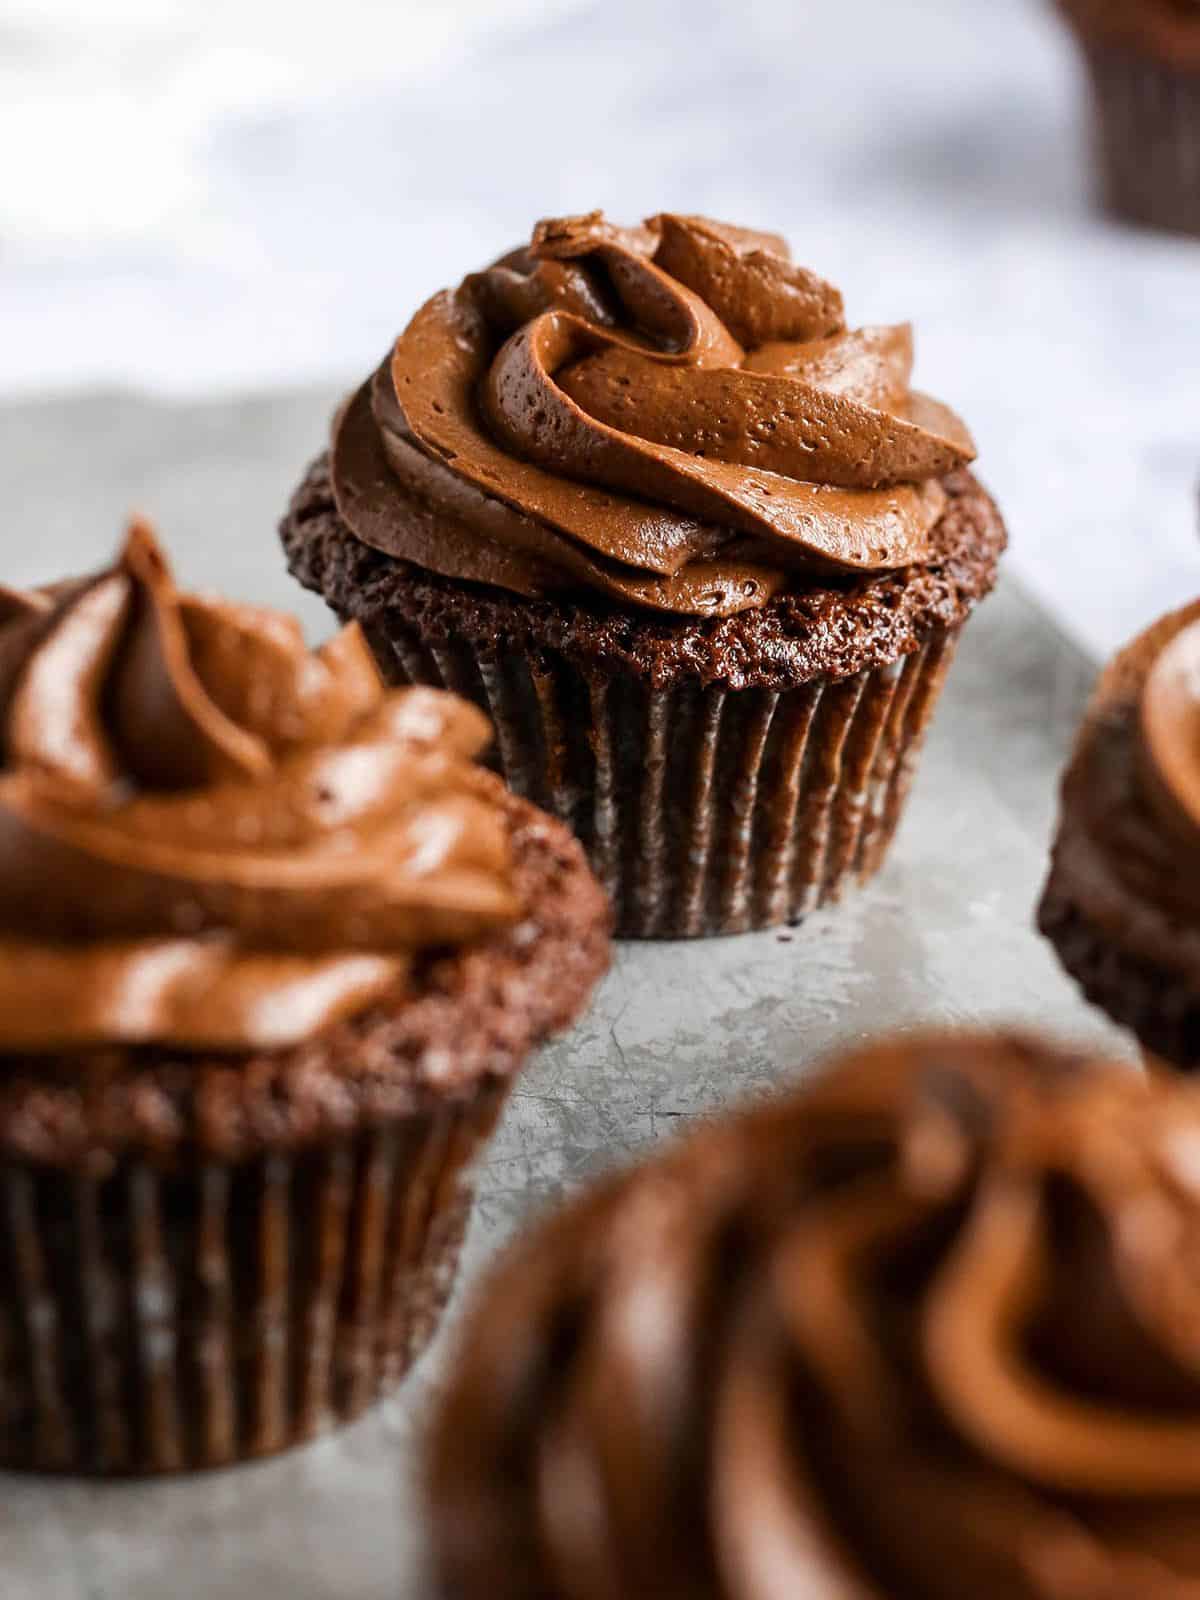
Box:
[0,389,1132,1598]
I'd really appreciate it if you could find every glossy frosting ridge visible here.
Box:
[0,523,519,1052]
[332,212,976,618]
[431,1032,1200,1598]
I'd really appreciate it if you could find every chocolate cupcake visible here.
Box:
[281,212,1006,938]
[1055,0,1200,235]
[0,523,608,1475]
[1040,601,1200,1071]
[429,1028,1200,1597]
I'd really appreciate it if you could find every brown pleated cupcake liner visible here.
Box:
[359,619,960,939]
[1080,40,1200,236]
[0,1085,503,1475]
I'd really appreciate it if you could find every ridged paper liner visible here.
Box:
[360,620,959,939]
[1038,884,1200,1075]
[1082,40,1200,236]
[0,1086,502,1475]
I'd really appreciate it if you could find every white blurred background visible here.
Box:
[2,0,1197,655]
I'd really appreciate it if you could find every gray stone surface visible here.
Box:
[0,387,339,640]
[0,390,1132,1598]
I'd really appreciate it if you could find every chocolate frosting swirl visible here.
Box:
[0,523,519,1052]
[430,1032,1200,1599]
[332,212,976,618]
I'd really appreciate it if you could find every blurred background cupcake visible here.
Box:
[1053,0,1200,235]
[1040,598,1200,1070]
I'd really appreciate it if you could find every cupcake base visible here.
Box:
[0,784,610,1474]
[1038,876,1200,1073]
[282,462,1005,938]
[0,1107,492,1475]
[364,618,957,938]
[1081,40,1200,237]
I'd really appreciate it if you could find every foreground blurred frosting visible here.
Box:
[0,523,519,1051]
[332,212,976,618]
[430,1032,1200,1598]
